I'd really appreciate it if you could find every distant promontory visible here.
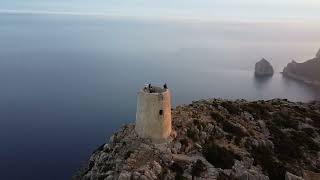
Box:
[283,49,320,87]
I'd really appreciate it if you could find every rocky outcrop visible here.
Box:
[255,58,274,76]
[74,99,320,180]
[316,49,320,58]
[303,170,320,180]
[283,50,320,87]
[285,172,304,180]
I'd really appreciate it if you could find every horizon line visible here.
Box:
[1,9,319,25]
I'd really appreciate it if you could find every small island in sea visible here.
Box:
[283,49,320,87]
[74,85,320,180]
[255,58,274,77]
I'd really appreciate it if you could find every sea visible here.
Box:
[0,13,319,179]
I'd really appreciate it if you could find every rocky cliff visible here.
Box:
[316,49,320,58]
[255,58,274,76]
[74,99,320,180]
[283,50,320,87]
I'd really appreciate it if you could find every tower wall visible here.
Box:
[135,87,172,142]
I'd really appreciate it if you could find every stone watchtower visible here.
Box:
[135,84,172,142]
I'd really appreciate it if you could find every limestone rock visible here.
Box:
[231,160,269,180]
[104,175,113,180]
[172,142,182,153]
[255,58,274,76]
[74,99,320,180]
[118,171,131,180]
[285,172,304,180]
[316,49,320,58]
[243,111,254,121]
[303,170,320,180]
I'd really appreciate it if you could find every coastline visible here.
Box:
[282,71,320,88]
[282,54,320,89]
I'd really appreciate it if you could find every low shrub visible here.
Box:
[221,101,240,115]
[210,111,225,123]
[203,142,240,169]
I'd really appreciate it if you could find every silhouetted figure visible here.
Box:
[148,83,156,93]
[163,83,168,89]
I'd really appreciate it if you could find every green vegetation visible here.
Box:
[242,102,271,119]
[210,111,225,123]
[191,160,207,177]
[187,129,200,142]
[203,141,240,169]
[222,120,247,137]
[221,101,240,115]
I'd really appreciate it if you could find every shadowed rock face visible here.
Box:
[74,99,320,180]
[255,58,274,76]
[283,50,320,87]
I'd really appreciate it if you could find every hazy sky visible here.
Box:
[1,0,320,21]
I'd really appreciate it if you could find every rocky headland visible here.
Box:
[74,99,320,180]
[255,58,274,77]
[283,49,320,87]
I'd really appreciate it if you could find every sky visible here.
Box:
[1,0,320,21]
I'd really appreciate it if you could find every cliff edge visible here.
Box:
[283,49,320,87]
[74,99,320,180]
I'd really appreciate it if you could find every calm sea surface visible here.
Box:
[0,14,319,180]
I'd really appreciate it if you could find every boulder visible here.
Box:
[316,49,320,58]
[219,160,269,180]
[303,170,320,180]
[285,172,304,180]
[118,171,131,180]
[255,58,274,76]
